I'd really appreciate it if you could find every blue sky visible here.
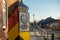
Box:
[23,0,60,22]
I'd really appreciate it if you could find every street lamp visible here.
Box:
[33,14,35,22]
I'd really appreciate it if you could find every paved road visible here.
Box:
[30,26,60,40]
[30,32,43,40]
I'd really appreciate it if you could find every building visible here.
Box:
[0,0,18,40]
[0,0,30,40]
[43,19,60,30]
[49,19,60,30]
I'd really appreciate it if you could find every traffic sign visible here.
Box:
[19,12,29,31]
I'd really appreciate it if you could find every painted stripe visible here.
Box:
[8,8,19,32]
[19,32,30,40]
[8,1,18,18]
[15,36,23,40]
[8,23,19,40]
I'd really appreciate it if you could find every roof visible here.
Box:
[18,1,29,9]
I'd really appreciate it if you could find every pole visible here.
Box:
[33,14,35,22]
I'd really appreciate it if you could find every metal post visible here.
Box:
[41,30,42,37]
[51,34,54,40]
[44,32,45,38]
[47,32,48,40]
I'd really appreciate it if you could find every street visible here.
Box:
[30,26,60,40]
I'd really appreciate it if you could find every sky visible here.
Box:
[23,0,60,22]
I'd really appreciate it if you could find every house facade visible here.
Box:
[44,19,60,30]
